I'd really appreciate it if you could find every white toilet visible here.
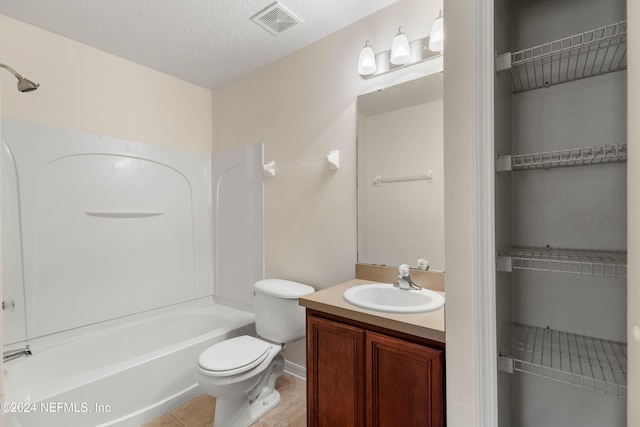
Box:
[195,279,314,427]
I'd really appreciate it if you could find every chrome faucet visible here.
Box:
[3,345,32,362]
[394,264,422,290]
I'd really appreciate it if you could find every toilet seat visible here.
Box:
[198,336,272,377]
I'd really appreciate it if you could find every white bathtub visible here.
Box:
[2,300,255,427]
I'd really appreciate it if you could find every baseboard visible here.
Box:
[284,359,306,380]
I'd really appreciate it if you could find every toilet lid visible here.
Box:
[198,336,271,376]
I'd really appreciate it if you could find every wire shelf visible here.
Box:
[497,143,627,172]
[500,323,627,398]
[504,21,627,93]
[498,247,627,278]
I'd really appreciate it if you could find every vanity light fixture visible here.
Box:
[390,27,411,65]
[429,11,444,52]
[357,41,377,76]
[357,13,443,79]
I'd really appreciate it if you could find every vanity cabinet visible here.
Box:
[306,310,445,427]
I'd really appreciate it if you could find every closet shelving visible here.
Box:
[496,21,627,92]
[497,247,627,278]
[495,143,627,172]
[495,19,628,401]
[499,324,627,398]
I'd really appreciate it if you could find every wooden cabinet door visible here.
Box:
[365,331,444,427]
[307,315,365,427]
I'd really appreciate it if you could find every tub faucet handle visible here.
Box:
[3,345,31,362]
[2,299,15,311]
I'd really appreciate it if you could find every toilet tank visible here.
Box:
[254,279,315,344]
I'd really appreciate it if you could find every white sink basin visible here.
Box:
[343,283,445,314]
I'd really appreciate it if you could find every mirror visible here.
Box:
[357,73,444,271]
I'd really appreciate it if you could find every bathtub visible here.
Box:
[2,300,255,427]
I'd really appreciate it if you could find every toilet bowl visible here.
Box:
[195,279,314,427]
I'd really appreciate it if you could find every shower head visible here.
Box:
[16,77,39,92]
[0,63,39,92]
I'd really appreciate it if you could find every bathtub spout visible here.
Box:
[3,345,32,362]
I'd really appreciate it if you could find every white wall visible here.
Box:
[211,0,443,367]
[0,14,212,153]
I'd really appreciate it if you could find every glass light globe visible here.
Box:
[358,41,377,76]
[429,13,444,52]
[390,27,411,65]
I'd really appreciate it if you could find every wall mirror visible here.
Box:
[357,72,444,271]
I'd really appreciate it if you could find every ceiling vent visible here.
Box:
[251,2,301,35]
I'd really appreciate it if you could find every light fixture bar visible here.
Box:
[359,36,441,79]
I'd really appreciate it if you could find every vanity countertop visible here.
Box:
[299,279,445,343]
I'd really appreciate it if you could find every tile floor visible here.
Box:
[143,374,306,427]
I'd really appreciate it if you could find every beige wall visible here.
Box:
[211,0,442,367]
[212,0,442,287]
[443,0,477,426]
[0,14,212,153]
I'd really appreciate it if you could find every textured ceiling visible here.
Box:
[0,0,398,89]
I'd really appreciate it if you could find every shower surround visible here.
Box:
[1,118,264,426]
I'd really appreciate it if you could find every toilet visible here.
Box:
[195,279,315,427]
